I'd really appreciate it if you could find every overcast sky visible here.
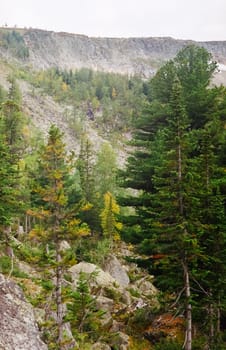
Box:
[1,0,226,41]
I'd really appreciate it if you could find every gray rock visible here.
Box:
[119,289,131,305]
[104,255,130,287]
[0,274,47,350]
[69,262,117,288]
[111,332,130,350]
[96,295,114,312]
[134,277,158,297]
[5,28,226,80]
[91,342,111,350]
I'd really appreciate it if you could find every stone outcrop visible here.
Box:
[0,274,47,350]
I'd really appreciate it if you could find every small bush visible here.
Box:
[0,255,28,278]
[153,339,181,350]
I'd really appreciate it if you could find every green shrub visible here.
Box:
[153,339,181,350]
[0,255,28,278]
[0,30,29,59]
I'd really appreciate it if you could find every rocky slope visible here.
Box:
[1,27,226,79]
[0,245,161,350]
[1,27,226,159]
[0,274,47,350]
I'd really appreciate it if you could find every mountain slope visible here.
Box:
[1,27,226,79]
[0,27,226,160]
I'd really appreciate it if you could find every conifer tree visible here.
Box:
[0,78,25,241]
[0,121,19,230]
[29,125,89,349]
[2,77,24,153]
[119,45,226,349]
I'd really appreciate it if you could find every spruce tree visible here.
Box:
[119,45,226,348]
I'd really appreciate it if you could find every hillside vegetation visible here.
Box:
[0,29,226,350]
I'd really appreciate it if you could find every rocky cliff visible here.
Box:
[1,27,226,78]
[0,274,47,350]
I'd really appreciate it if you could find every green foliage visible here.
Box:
[0,134,19,226]
[0,89,25,227]
[128,337,152,350]
[119,44,226,347]
[0,30,29,59]
[20,66,146,135]
[77,136,95,204]
[94,142,117,197]
[65,272,105,340]
[100,192,122,242]
[104,286,122,303]
[153,339,181,350]
[1,41,225,349]
[0,255,28,278]
[74,235,112,267]
[127,307,152,334]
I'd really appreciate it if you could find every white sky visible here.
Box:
[1,0,226,41]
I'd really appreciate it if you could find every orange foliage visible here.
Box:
[150,254,167,260]
[145,313,184,340]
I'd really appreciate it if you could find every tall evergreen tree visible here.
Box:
[0,78,25,238]
[119,45,226,348]
[0,120,19,230]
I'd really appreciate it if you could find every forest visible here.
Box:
[0,44,226,350]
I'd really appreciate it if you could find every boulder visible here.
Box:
[0,273,47,350]
[134,277,158,297]
[96,295,114,312]
[69,262,117,288]
[111,332,130,350]
[103,254,130,287]
[91,342,111,350]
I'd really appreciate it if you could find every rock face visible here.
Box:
[21,30,226,77]
[0,274,47,350]
[1,28,226,78]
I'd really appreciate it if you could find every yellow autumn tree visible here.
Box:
[100,191,122,243]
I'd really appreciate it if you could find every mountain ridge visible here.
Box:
[1,27,226,79]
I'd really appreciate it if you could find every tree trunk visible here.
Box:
[183,260,192,350]
[217,305,221,334]
[209,303,214,341]
[56,242,64,349]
